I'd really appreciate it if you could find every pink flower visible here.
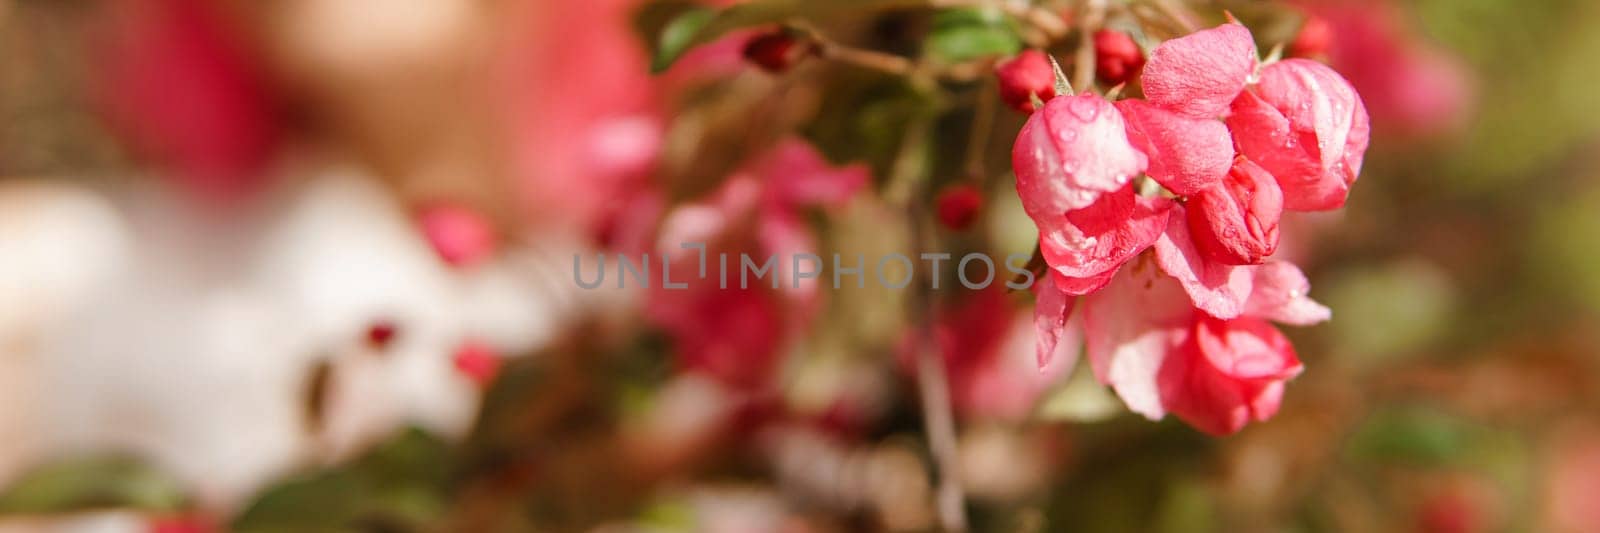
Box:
[1013,94,1148,215]
[648,139,867,391]
[1308,1,1474,137]
[1016,19,1362,437]
[943,288,1070,419]
[1074,259,1327,434]
[995,50,1058,113]
[1139,23,1257,119]
[501,0,664,236]
[1185,156,1284,266]
[1228,59,1371,211]
[93,0,283,204]
[1158,315,1302,436]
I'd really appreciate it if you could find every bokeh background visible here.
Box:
[2,0,1599,531]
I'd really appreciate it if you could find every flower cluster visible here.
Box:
[1010,22,1370,435]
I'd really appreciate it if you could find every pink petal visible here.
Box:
[1082,262,1194,419]
[1228,60,1370,211]
[1114,99,1234,196]
[1033,273,1079,370]
[1140,23,1258,119]
[1038,185,1172,290]
[1013,95,1148,216]
[1193,316,1303,380]
[1153,204,1254,319]
[1244,261,1331,326]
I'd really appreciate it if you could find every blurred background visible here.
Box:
[2,0,1599,531]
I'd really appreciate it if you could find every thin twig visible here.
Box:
[886,113,967,532]
[1152,0,1201,33]
[964,81,997,180]
[1073,0,1108,91]
[916,325,967,532]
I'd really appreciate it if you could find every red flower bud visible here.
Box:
[1186,157,1283,265]
[935,184,983,231]
[743,31,810,73]
[1093,29,1145,86]
[995,50,1057,113]
[452,340,501,387]
[365,320,398,351]
[1289,16,1333,58]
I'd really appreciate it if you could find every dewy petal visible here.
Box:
[1033,273,1078,370]
[1244,261,1331,325]
[1083,261,1194,420]
[1038,185,1172,290]
[1013,95,1148,217]
[1141,23,1258,119]
[1153,204,1254,319]
[1114,99,1234,196]
[1229,59,1370,211]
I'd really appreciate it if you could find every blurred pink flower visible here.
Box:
[1303,0,1474,137]
[910,287,1074,420]
[648,139,867,391]
[501,0,662,237]
[92,0,283,204]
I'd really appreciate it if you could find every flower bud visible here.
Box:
[365,319,398,351]
[1227,59,1369,211]
[1093,29,1145,86]
[418,203,497,268]
[1289,16,1333,58]
[1186,157,1283,265]
[743,31,810,73]
[1160,315,1302,436]
[453,340,501,387]
[995,50,1057,113]
[936,184,983,231]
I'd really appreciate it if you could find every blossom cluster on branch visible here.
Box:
[1010,22,1370,435]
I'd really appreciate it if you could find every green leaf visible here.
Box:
[0,456,186,514]
[650,0,931,73]
[232,428,451,533]
[925,8,1021,63]
[653,8,717,73]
